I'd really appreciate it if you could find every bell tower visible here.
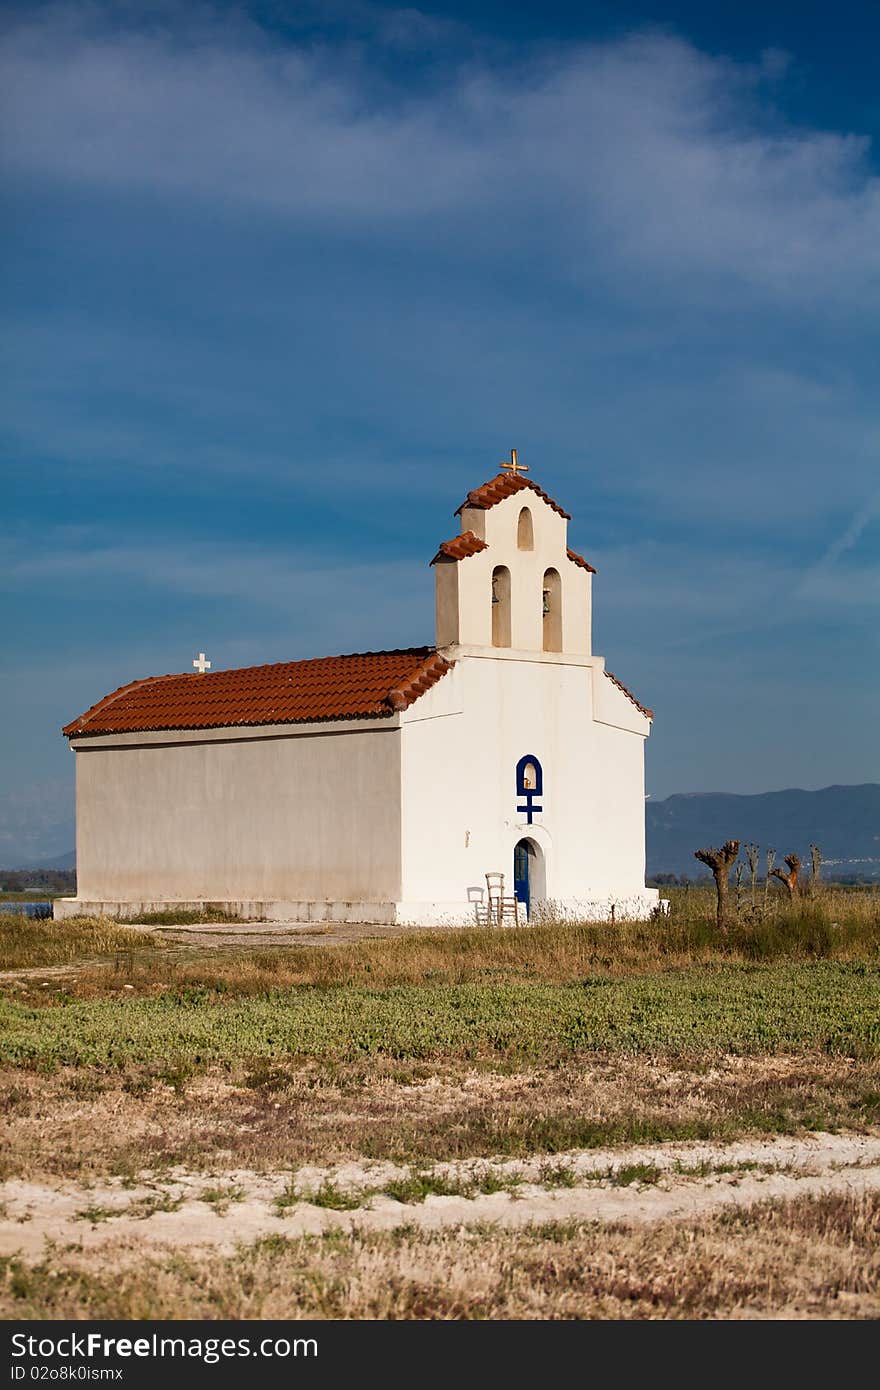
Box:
[430,453,594,657]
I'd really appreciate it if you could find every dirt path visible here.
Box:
[151,922,418,949]
[3,1130,879,1259]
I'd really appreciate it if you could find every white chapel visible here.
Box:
[57,456,659,925]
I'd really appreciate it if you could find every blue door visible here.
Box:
[514,840,530,916]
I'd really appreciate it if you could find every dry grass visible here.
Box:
[3,889,877,999]
[0,914,163,971]
[2,1054,878,1181]
[3,1190,878,1319]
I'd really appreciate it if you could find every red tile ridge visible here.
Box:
[430,531,489,565]
[455,473,571,520]
[63,648,453,737]
[605,670,653,720]
[385,652,453,712]
[566,547,597,574]
[62,673,182,738]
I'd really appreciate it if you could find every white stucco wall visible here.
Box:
[70,720,402,903]
[397,651,655,923]
[451,492,591,654]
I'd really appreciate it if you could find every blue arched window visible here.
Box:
[516,754,543,823]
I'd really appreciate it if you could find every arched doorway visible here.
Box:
[513,838,545,918]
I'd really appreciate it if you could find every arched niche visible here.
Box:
[517,507,534,550]
[492,565,511,647]
[542,568,562,652]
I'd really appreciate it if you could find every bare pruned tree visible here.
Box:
[770,853,802,900]
[694,840,741,930]
[764,848,776,907]
[745,843,760,907]
[734,861,745,913]
[810,844,823,895]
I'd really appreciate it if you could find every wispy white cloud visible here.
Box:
[3,529,415,599]
[3,5,880,528]
[812,489,880,569]
[2,527,434,664]
[796,559,880,607]
[794,486,880,603]
[3,7,880,299]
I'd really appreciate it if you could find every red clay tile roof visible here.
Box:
[605,670,653,720]
[566,547,597,574]
[430,531,489,565]
[63,649,452,737]
[455,473,571,520]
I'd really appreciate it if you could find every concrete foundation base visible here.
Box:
[53,898,397,924]
[394,891,661,926]
[54,889,662,927]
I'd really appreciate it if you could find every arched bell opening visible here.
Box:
[542,567,562,652]
[491,565,511,647]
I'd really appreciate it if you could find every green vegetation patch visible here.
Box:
[1,963,878,1070]
[609,1163,662,1187]
[274,1180,362,1213]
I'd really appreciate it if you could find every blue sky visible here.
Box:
[2,0,879,862]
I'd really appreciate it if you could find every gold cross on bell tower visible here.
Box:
[500,448,528,477]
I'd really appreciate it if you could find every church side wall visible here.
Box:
[581,718,648,896]
[73,725,402,902]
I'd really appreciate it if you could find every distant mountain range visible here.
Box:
[646,783,880,880]
[0,782,74,871]
[22,849,77,871]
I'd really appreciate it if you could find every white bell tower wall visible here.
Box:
[433,487,592,656]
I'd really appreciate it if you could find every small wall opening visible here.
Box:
[542,568,562,651]
[492,565,511,647]
[517,507,534,550]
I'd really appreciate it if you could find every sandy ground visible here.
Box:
[3,1130,879,1259]
[150,922,421,949]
